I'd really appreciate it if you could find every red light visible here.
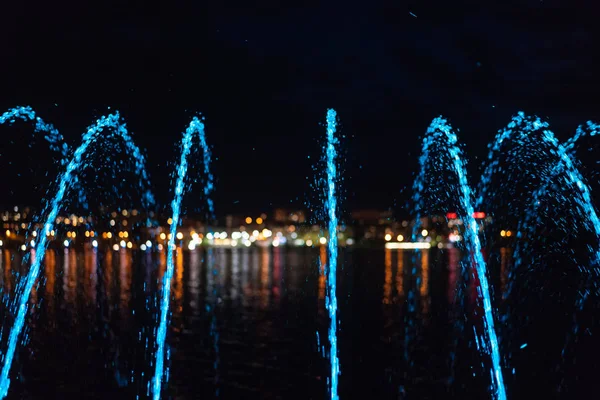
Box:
[473,212,486,219]
[446,212,457,219]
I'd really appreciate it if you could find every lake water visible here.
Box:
[0,246,597,399]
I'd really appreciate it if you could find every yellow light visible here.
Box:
[306,239,313,246]
[421,229,428,237]
[384,234,392,241]
[123,231,129,239]
[500,230,506,237]
[106,232,113,239]
[176,232,183,240]
[160,233,166,240]
[168,233,172,240]
[67,232,72,238]
[397,234,404,242]
[319,237,327,245]
[5,230,10,237]
[64,218,71,225]
[245,217,252,224]
[85,231,90,237]
[122,209,128,216]
[256,217,263,225]
[506,230,512,237]
[167,218,173,225]
[51,230,55,236]
[127,241,133,249]
[71,232,76,238]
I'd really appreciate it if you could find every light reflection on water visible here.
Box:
[0,246,564,400]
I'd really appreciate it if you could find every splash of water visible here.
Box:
[412,117,506,400]
[511,127,600,294]
[0,106,68,158]
[152,115,214,400]
[475,112,548,211]
[0,112,153,398]
[324,109,340,400]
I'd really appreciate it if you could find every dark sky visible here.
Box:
[1,0,600,216]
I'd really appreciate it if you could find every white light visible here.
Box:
[221,231,228,238]
[110,219,115,226]
[176,232,183,240]
[187,241,195,250]
[158,243,164,251]
[244,240,251,247]
[29,239,35,247]
[384,234,392,241]
[346,238,354,245]
[32,231,37,237]
[449,233,461,242]
[397,234,404,242]
[120,240,126,248]
[146,240,152,248]
[421,229,428,237]
[112,244,119,251]
[206,233,214,240]
[63,240,69,247]
[231,231,241,240]
[290,232,298,239]
[319,237,327,245]
[0,240,3,247]
[241,231,250,240]
[272,239,279,247]
[293,239,305,246]
[141,244,147,251]
[306,239,313,247]
[262,229,272,238]
[20,244,26,251]
[252,230,259,237]
[92,240,98,248]
[384,242,431,249]
[231,239,238,247]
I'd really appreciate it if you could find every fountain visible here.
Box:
[0,105,598,400]
[412,117,506,400]
[0,111,155,398]
[151,115,215,400]
[322,109,340,400]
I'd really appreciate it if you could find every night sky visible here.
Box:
[1,0,600,216]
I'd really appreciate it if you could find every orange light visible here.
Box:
[245,217,252,224]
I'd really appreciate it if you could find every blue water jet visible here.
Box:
[475,112,548,212]
[412,117,506,400]
[323,109,340,400]
[152,115,214,400]
[0,106,69,158]
[0,112,154,398]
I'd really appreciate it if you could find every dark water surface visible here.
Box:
[0,246,598,399]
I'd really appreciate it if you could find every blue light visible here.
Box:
[324,109,340,400]
[152,116,215,400]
